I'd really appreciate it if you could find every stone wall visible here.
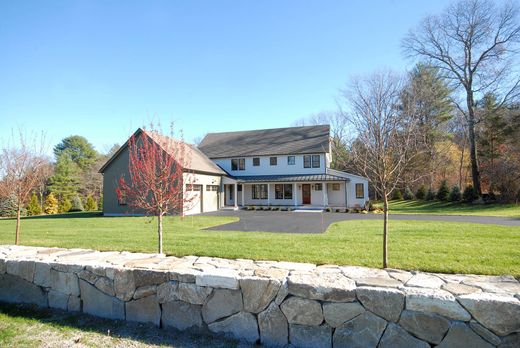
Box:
[0,245,518,348]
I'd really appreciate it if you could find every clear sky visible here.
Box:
[0,0,453,156]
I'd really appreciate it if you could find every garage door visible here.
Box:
[204,185,219,212]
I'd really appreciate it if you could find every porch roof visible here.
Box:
[232,174,350,183]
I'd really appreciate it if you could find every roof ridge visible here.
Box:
[204,124,330,136]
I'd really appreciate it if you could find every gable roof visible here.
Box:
[99,128,226,175]
[198,125,330,158]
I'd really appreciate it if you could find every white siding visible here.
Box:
[213,154,326,176]
[183,173,222,215]
[327,182,346,206]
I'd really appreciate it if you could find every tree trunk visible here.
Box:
[157,213,163,254]
[383,194,389,269]
[466,90,482,195]
[15,204,21,245]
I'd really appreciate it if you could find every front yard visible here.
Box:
[0,212,518,277]
[385,200,520,217]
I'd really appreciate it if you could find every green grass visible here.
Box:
[0,212,519,277]
[384,200,520,217]
[0,302,243,347]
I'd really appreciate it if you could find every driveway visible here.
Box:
[202,210,520,233]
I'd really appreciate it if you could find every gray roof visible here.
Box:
[233,174,349,183]
[198,125,330,158]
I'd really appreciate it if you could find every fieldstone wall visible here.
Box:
[0,245,519,348]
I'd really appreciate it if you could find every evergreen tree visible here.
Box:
[48,154,80,199]
[85,195,98,211]
[98,193,103,211]
[392,189,403,200]
[26,193,42,216]
[426,188,436,201]
[436,180,450,201]
[449,186,462,202]
[58,198,72,213]
[463,185,479,202]
[416,185,427,200]
[44,193,59,214]
[70,195,84,212]
[54,135,98,170]
[0,196,18,217]
[403,187,414,200]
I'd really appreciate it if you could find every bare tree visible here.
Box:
[403,0,520,195]
[340,71,424,268]
[0,131,47,245]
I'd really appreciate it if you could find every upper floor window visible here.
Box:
[253,157,260,166]
[287,156,295,165]
[304,155,321,168]
[356,183,364,198]
[270,157,277,166]
[231,158,245,171]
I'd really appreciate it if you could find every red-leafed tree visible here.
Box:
[0,131,48,245]
[116,125,196,254]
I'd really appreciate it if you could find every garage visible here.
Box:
[204,185,220,212]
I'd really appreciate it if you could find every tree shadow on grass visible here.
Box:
[0,302,252,348]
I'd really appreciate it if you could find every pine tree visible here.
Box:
[392,189,403,200]
[416,185,427,200]
[436,180,450,201]
[70,195,84,212]
[58,198,72,213]
[449,186,462,202]
[426,188,436,201]
[0,195,18,217]
[403,187,414,200]
[84,195,98,211]
[48,154,80,200]
[44,193,59,214]
[26,193,42,216]
[463,185,479,203]
[98,193,103,211]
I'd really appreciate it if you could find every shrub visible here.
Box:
[403,187,414,200]
[392,189,403,200]
[463,185,479,202]
[449,186,462,202]
[99,194,103,211]
[70,195,84,212]
[59,198,72,213]
[416,185,427,200]
[26,193,42,216]
[272,207,279,211]
[426,188,436,201]
[85,195,98,211]
[0,195,18,217]
[436,180,450,201]
[345,208,351,213]
[325,207,332,212]
[44,193,59,214]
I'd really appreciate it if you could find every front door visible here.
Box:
[302,184,311,204]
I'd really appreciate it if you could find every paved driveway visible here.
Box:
[202,210,520,233]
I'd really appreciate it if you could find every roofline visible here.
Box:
[203,124,330,137]
[99,128,144,173]
[206,150,329,160]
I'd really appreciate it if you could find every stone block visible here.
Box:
[133,269,168,287]
[356,276,402,288]
[94,277,115,296]
[126,295,161,326]
[378,323,430,348]
[133,285,157,300]
[33,262,51,288]
[240,276,281,313]
[208,311,259,343]
[470,320,501,346]
[287,273,356,302]
[202,288,242,323]
[79,279,124,320]
[333,312,387,348]
[322,301,365,328]
[77,269,99,284]
[50,269,80,296]
[258,302,288,347]
[113,269,136,301]
[0,273,47,307]
[157,281,178,303]
[405,273,445,288]
[398,310,450,344]
[404,287,471,321]
[48,290,69,310]
[356,286,404,322]
[68,295,81,312]
[169,268,201,283]
[437,322,494,348]
[289,324,332,348]
[195,269,239,289]
[274,280,289,305]
[280,296,323,326]
[6,260,35,282]
[441,282,481,296]
[162,300,204,331]
[174,282,212,305]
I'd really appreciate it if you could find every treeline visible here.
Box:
[0,135,118,217]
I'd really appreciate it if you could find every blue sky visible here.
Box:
[0,0,453,155]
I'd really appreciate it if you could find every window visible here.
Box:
[275,184,293,199]
[356,183,364,198]
[206,185,219,191]
[187,184,202,191]
[314,183,322,191]
[270,157,277,166]
[312,155,320,168]
[303,155,311,168]
[231,158,245,171]
[237,184,242,192]
[118,189,127,205]
[252,184,268,199]
[287,156,295,165]
[253,157,260,166]
[332,183,340,191]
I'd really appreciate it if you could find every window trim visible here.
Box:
[287,156,295,165]
[332,183,340,191]
[231,158,245,171]
[355,183,364,198]
[312,155,320,168]
[270,157,277,166]
[274,184,293,200]
[314,183,323,191]
[252,184,268,199]
[253,157,260,166]
[303,155,311,168]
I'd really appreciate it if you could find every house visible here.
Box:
[100,125,369,216]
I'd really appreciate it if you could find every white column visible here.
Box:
[234,183,238,209]
[267,183,271,206]
[294,183,298,207]
[241,184,245,207]
[323,182,328,207]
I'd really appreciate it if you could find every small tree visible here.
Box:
[463,185,479,202]
[116,126,196,254]
[449,186,462,202]
[392,189,403,200]
[403,187,414,200]
[85,195,98,211]
[44,193,59,214]
[26,192,42,216]
[426,188,436,201]
[0,195,18,217]
[70,195,84,212]
[416,185,427,200]
[59,197,72,213]
[436,180,450,201]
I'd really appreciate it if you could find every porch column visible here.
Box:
[241,184,245,207]
[323,182,328,207]
[234,183,238,209]
[294,182,298,207]
[267,183,271,206]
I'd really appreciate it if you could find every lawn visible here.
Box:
[0,302,244,347]
[384,200,520,217]
[0,212,519,277]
